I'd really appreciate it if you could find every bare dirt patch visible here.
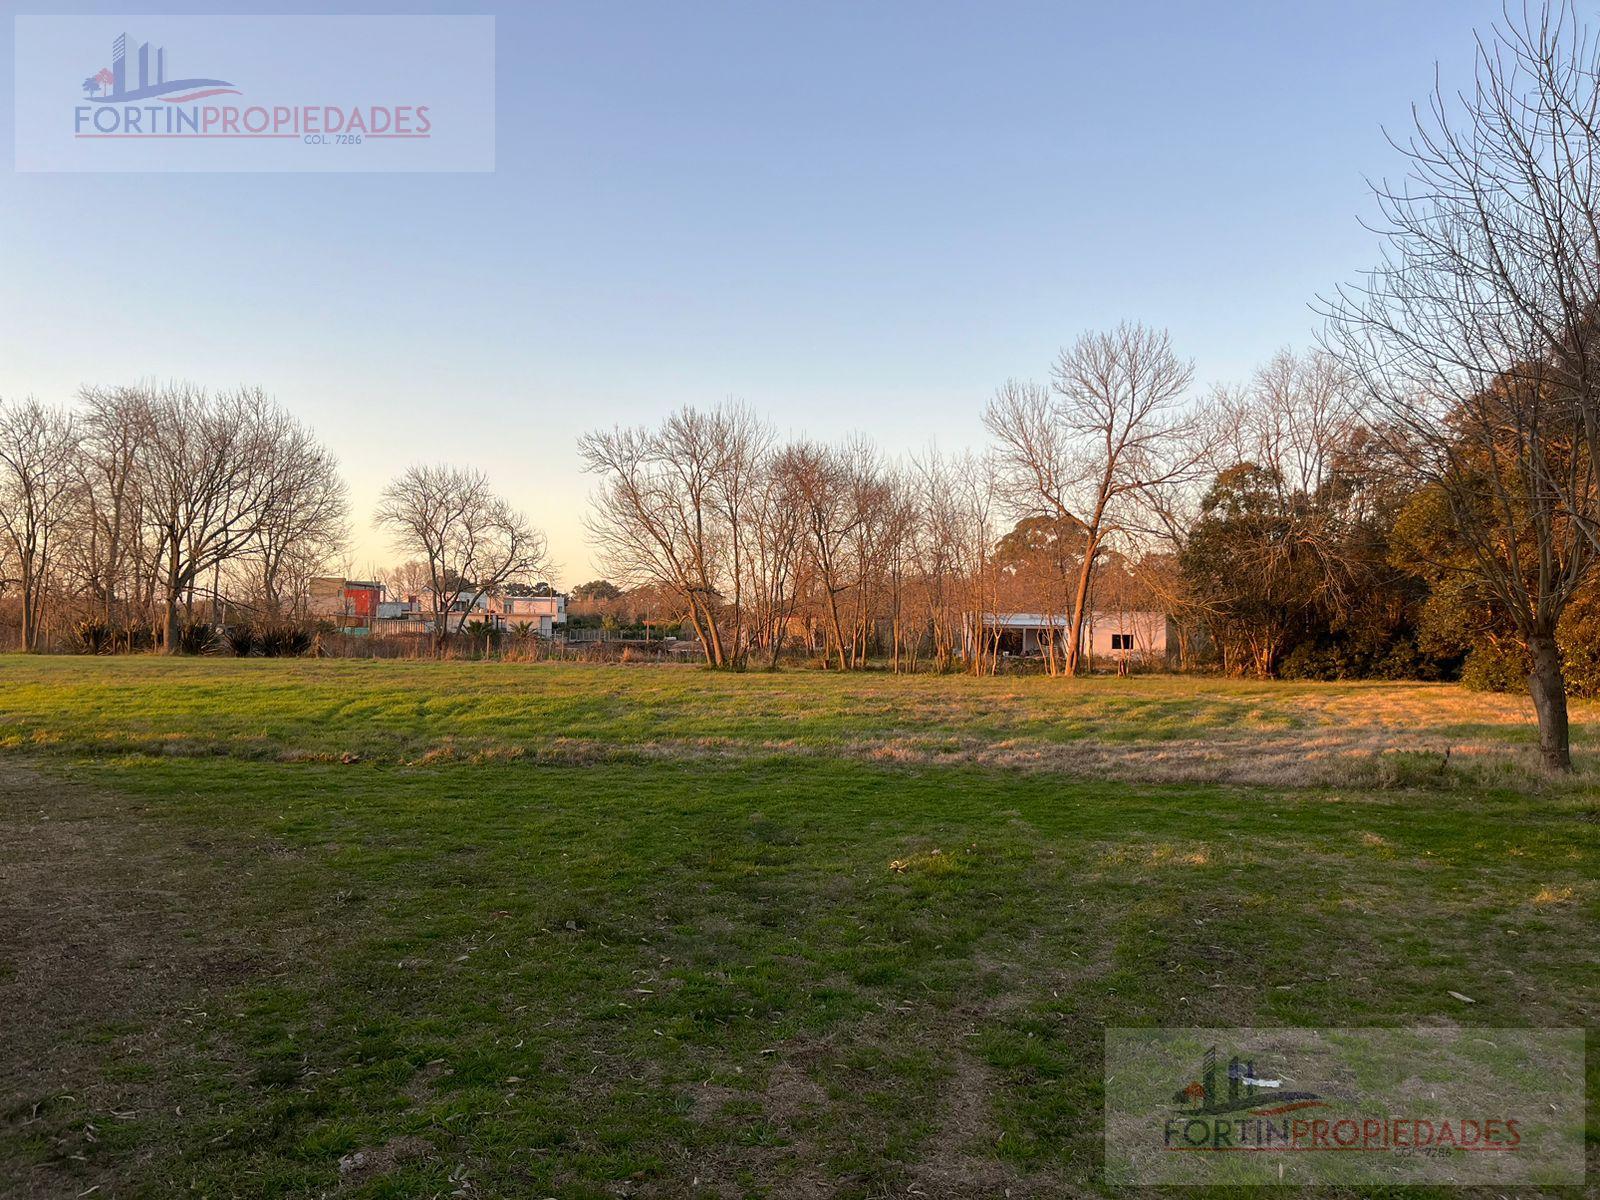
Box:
[0,765,267,1199]
[337,1134,434,1182]
[904,1051,1028,1198]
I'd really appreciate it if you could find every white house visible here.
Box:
[976,611,1171,663]
[489,592,566,637]
[374,589,567,638]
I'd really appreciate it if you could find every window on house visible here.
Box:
[1111,633,1133,651]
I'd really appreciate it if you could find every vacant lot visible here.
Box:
[1,658,1595,1198]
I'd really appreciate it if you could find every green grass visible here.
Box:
[0,657,1595,1197]
[0,656,1591,769]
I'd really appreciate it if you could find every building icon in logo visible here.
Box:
[1172,1045,1324,1115]
[84,32,237,103]
[115,33,161,96]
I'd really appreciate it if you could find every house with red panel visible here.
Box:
[308,577,384,633]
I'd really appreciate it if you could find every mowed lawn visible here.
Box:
[0,658,1596,1198]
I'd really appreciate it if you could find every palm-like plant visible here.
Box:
[258,625,314,657]
[73,618,112,654]
[463,618,498,657]
[175,621,219,655]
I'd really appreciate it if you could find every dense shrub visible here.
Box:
[258,626,313,657]
[225,625,258,657]
[1458,608,1600,699]
[174,621,219,655]
[114,625,158,653]
[1460,641,1527,693]
[1279,634,1448,682]
[73,619,113,655]
[1557,603,1600,699]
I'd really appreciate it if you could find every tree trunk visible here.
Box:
[1063,535,1099,676]
[17,562,37,652]
[698,595,726,667]
[159,533,184,655]
[162,594,181,655]
[824,589,849,671]
[684,599,714,666]
[1527,633,1572,772]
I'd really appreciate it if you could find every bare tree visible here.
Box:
[905,447,1003,675]
[702,402,769,665]
[985,322,1202,674]
[946,452,1005,676]
[136,385,300,652]
[379,558,434,602]
[579,403,765,667]
[879,470,921,673]
[374,463,551,653]
[250,411,348,617]
[839,439,894,668]
[908,448,966,672]
[1217,350,1359,501]
[787,440,866,670]
[73,386,149,626]
[1321,1,1600,770]
[0,398,79,650]
[746,443,808,667]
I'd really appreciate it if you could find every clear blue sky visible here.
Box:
[1,0,1503,582]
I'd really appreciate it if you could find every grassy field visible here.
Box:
[0,657,1596,1198]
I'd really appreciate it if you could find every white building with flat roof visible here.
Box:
[975,611,1171,663]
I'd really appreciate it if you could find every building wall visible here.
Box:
[307,576,347,618]
[499,595,564,623]
[390,590,568,635]
[980,611,1171,661]
[307,577,382,627]
[345,586,380,622]
[1085,611,1168,658]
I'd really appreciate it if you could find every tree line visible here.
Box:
[5,5,1600,769]
[578,3,1600,770]
[0,384,550,657]
[575,341,1570,686]
[0,384,346,653]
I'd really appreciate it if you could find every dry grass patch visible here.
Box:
[1532,884,1578,906]
[1,659,1596,799]
[1101,843,1214,869]
[887,847,965,876]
